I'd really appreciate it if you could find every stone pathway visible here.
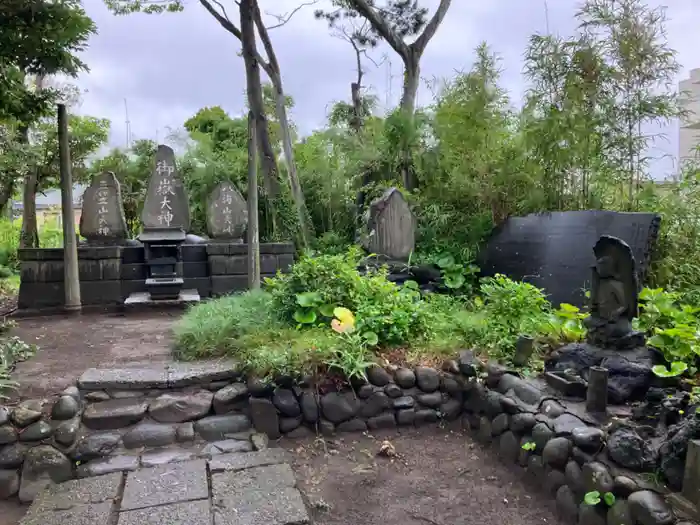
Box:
[20,448,309,525]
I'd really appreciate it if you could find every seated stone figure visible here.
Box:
[584,236,645,350]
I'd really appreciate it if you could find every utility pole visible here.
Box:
[124,98,131,148]
[544,0,550,34]
[58,104,81,312]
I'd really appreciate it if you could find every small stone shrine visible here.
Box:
[135,145,193,302]
[363,187,415,261]
[545,235,656,404]
[206,181,247,241]
[79,172,127,244]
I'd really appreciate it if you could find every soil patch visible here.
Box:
[284,425,565,525]
[9,310,179,401]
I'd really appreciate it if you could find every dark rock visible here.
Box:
[279,416,303,433]
[441,359,460,374]
[415,367,440,392]
[485,361,508,388]
[417,392,443,408]
[658,415,700,490]
[272,388,301,417]
[527,455,546,479]
[357,385,375,399]
[84,391,110,402]
[572,427,605,452]
[71,431,121,461]
[540,400,566,418]
[361,392,390,418]
[76,455,139,478]
[337,418,367,432]
[572,446,595,466]
[463,382,486,412]
[207,380,230,391]
[440,398,462,420]
[248,398,280,439]
[396,409,415,426]
[440,375,463,396]
[414,409,439,426]
[477,417,493,443]
[82,398,148,430]
[321,392,359,423]
[499,396,520,415]
[213,383,249,414]
[393,396,415,410]
[176,422,195,442]
[552,413,586,436]
[0,443,27,468]
[51,395,80,420]
[10,400,43,428]
[19,420,52,442]
[149,390,213,423]
[627,490,674,525]
[0,406,8,426]
[367,366,392,387]
[613,476,638,497]
[608,427,658,471]
[532,422,554,451]
[300,392,320,422]
[246,377,273,397]
[578,504,607,525]
[368,413,396,430]
[19,445,72,503]
[491,414,510,436]
[0,425,17,445]
[0,469,19,499]
[510,413,536,434]
[544,467,567,496]
[319,420,335,436]
[582,461,614,494]
[498,431,519,463]
[565,461,585,498]
[458,350,479,377]
[542,437,572,469]
[394,368,416,388]
[464,413,480,432]
[286,426,313,439]
[122,422,177,448]
[384,383,402,398]
[194,414,252,441]
[555,485,579,523]
[607,500,633,525]
[483,391,504,417]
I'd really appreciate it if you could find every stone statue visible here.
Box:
[584,235,644,349]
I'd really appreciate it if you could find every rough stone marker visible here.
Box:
[19,450,310,525]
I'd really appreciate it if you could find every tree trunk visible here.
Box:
[0,179,15,216]
[398,51,420,190]
[240,0,278,234]
[20,170,39,248]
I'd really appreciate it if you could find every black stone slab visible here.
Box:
[477,211,661,308]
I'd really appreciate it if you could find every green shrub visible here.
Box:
[0,266,12,279]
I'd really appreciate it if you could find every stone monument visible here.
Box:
[79,172,128,244]
[206,181,247,241]
[363,187,415,261]
[134,145,192,302]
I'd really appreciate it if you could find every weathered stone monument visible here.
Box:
[363,187,415,261]
[132,145,194,302]
[79,172,127,244]
[206,181,247,241]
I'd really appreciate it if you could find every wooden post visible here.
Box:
[247,110,260,290]
[58,104,81,311]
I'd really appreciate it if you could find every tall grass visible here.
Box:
[0,216,63,271]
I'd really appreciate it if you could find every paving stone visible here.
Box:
[20,501,113,525]
[121,459,208,510]
[209,448,291,473]
[118,500,211,525]
[148,391,213,423]
[78,367,169,390]
[140,448,197,467]
[30,472,122,510]
[195,414,251,441]
[212,464,309,525]
[209,439,254,454]
[76,455,139,478]
[82,399,148,430]
[167,361,240,388]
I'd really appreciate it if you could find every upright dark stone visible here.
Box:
[79,171,128,243]
[362,187,415,261]
[141,145,190,231]
[206,181,247,240]
[249,398,280,439]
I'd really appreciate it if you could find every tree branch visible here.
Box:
[252,0,280,77]
[411,0,452,55]
[347,0,408,59]
[265,0,318,30]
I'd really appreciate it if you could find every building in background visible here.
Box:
[11,184,86,227]
[680,68,700,168]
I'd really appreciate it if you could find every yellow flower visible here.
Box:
[331,307,356,333]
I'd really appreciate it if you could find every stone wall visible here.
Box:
[16,242,295,312]
[0,359,696,524]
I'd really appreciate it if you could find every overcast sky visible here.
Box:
[74,0,700,179]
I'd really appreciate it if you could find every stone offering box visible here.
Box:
[1,357,698,525]
[16,242,295,313]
